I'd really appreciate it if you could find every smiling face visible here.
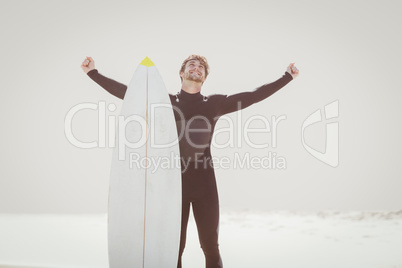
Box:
[179,55,210,84]
[180,60,206,83]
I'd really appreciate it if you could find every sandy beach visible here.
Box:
[1,210,401,268]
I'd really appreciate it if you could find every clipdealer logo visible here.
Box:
[64,100,340,169]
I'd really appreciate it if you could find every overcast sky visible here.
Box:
[0,0,401,213]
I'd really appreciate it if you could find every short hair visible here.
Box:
[179,54,210,82]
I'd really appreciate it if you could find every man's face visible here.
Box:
[180,60,206,83]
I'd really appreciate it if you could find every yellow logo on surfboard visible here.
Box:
[140,56,155,67]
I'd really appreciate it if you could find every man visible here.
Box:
[81,55,299,268]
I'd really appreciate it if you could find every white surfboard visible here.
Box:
[108,57,182,268]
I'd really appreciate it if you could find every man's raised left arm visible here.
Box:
[214,63,299,117]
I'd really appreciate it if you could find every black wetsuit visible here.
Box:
[87,69,293,268]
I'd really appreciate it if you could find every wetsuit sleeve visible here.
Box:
[87,69,128,100]
[215,72,293,116]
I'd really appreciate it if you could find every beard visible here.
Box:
[183,71,204,83]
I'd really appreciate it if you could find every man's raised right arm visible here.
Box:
[81,56,127,100]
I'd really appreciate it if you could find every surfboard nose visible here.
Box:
[140,56,155,67]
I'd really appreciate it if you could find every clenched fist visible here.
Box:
[286,63,299,79]
[81,56,95,74]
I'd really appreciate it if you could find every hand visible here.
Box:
[81,56,95,74]
[286,63,299,79]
